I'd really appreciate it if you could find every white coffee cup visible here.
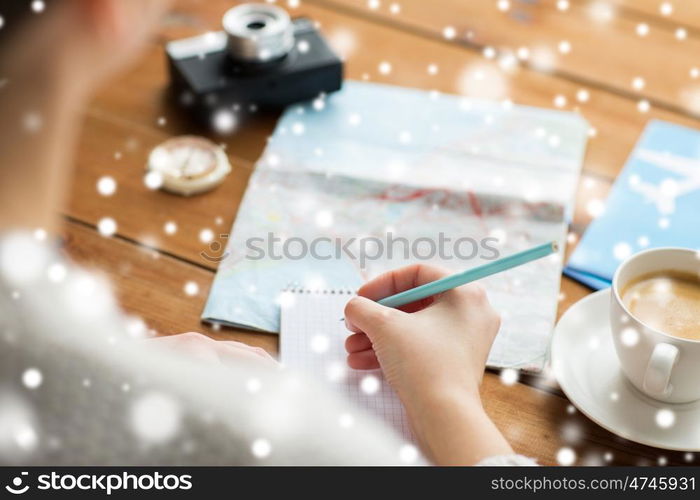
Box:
[610,247,700,404]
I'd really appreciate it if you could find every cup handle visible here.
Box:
[642,343,679,396]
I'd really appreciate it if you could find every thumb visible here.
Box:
[344,296,403,342]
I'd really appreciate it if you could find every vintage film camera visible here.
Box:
[166,3,343,128]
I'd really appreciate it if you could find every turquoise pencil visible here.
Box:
[345,241,558,315]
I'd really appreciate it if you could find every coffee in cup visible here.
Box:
[620,270,700,341]
[611,247,700,403]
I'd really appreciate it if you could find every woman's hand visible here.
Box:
[344,264,513,464]
[344,264,500,407]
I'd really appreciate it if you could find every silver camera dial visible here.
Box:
[222,3,295,63]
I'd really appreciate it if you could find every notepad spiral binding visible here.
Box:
[282,285,356,295]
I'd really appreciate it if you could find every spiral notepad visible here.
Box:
[280,288,413,441]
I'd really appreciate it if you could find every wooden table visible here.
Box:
[63,0,700,466]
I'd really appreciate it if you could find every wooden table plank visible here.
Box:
[608,0,700,31]
[60,219,689,466]
[318,0,700,115]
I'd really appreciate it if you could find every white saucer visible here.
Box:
[551,288,700,451]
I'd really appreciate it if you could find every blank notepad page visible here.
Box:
[280,289,413,441]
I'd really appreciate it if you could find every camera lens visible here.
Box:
[223,3,294,63]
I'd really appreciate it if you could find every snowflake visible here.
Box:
[675,28,687,40]
[556,447,576,465]
[199,228,214,243]
[312,97,325,111]
[553,94,567,108]
[251,438,271,458]
[14,425,38,451]
[620,327,639,347]
[497,0,510,12]
[589,2,615,23]
[367,0,380,9]
[378,61,392,75]
[360,375,380,394]
[442,26,456,40]
[22,368,42,389]
[389,3,400,14]
[183,281,199,296]
[276,291,296,309]
[613,242,632,261]
[246,378,262,394]
[97,217,117,237]
[529,45,556,73]
[291,121,305,135]
[635,23,649,37]
[558,40,571,54]
[576,89,590,102]
[96,176,117,197]
[500,368,518,386]
[631,77,645,90]
[338,413,354,428]
[47,263,67,283]
[458,63,509,100]
[315,210,334,228]
[399,443,420,463]
[129,392,182,445]
[483,46,496,59]
[143,171,164,190]
[212,109,237,134]
[326,361,346,382]
[297,39,310,54]
[22,111,42,133]
[659,2,673,16]
[348,113,362,126]
[586,198,605,218]
[556,0,569,11]
[655,408,675,429]
[31,1,45,13]
[163,221,177,235]
[310,335,330,353]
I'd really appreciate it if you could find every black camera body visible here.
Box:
[166,8,343,126]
